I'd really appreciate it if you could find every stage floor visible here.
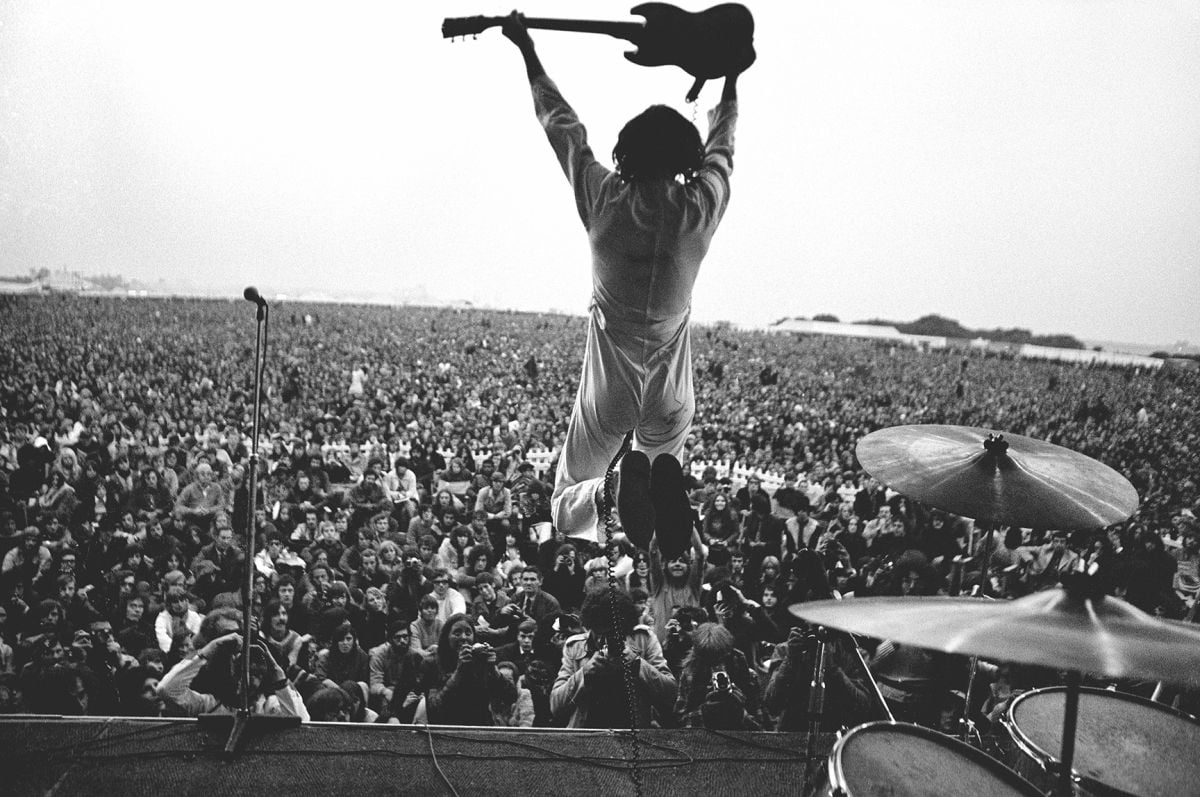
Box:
[0,716,832,796]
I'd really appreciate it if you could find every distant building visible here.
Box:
[768,318,947,349]
[41,270,99,292]
[767,318,1161,369]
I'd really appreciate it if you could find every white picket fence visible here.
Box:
[434,447,556,479]
[264,433,774,491]
[687,459,787,495]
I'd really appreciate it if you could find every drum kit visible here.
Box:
[790,425,1200,797]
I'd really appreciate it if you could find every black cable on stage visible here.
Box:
[599,430,646,796]
[421,722,462,797]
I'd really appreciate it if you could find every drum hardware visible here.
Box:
[793,572,1200,795]
[1002,685,1200,796]
[851,424,1151,794]
[796,425,1200,793]
[960,655,981,744]
[821,721,1044,796]
[831,590,895,723]
[844,631,895,723]
[1150,584,1199,712]
[1054,671,1082,797]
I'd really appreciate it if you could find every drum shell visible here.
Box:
[1001,686,1200,796]
[824,721,1041,797]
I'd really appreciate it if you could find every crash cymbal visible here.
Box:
[790,589,1200,686]
[855,425,1138,529]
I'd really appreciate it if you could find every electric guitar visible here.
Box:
[442,3,756,102]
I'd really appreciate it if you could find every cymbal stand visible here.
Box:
[1054,670,1081,797]
[975,521,995,596]
[843,631,894,722]
[959,656,980,744]
[801,626,829,797]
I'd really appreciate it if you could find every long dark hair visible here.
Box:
[784,549,833,604]
[613,105,704,183]
[435,613,474,673]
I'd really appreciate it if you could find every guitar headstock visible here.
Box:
[442,16,500,40]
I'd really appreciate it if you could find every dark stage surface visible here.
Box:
[0,716,833,796]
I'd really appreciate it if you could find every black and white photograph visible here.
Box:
[1,2,1198,794]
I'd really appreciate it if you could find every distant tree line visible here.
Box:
[839,313,1087,348]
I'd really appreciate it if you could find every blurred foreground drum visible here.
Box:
[1001,686,1200,796]
[821,721,1041,797]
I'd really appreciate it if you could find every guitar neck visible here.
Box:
[523,17,643,42]
[443,15,643,44]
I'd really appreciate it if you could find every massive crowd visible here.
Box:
[0,293,1196,733]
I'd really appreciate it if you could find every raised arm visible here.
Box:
[721,73,738,104]
[502,12,545,82]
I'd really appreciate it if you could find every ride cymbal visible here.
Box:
[855,425,1138,529]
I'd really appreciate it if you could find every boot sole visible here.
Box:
[617,451,654,549]
[652,454,694,560]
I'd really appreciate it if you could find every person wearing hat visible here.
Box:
[346,469,392,534]
[2,528,52,589]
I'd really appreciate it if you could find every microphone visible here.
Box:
[243,286,267,307]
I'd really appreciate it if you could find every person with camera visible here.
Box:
[673,622,761,729]
[68,617,130,715]
[762,623,874,732]
[708,582,778,669]
[543,543,585,613]
[551,586,676,728]
[413,612,516,726]
[157,607,308,719]
[662,605,708,678]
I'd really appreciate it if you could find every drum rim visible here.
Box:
[829,720,1041,796]
[1001,685,1200,778]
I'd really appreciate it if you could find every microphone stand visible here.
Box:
[224,293,269,759]
[801,626,829,797]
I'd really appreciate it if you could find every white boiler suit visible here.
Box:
[529,75,737,542]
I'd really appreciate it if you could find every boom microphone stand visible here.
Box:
[223,286,269,758]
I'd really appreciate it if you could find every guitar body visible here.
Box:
[443,4,756,97]
[625,3,756,81]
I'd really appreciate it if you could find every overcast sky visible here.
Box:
[2,1,1198,347]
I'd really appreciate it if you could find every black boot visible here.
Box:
[651,454,694,560]
[616,450,653,550]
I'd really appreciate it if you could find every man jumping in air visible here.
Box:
[502,12,744,558]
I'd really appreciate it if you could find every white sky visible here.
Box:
[2,1,1198,346]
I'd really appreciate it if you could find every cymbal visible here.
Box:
[855,425,1138,529]
[790,591,1200,686]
